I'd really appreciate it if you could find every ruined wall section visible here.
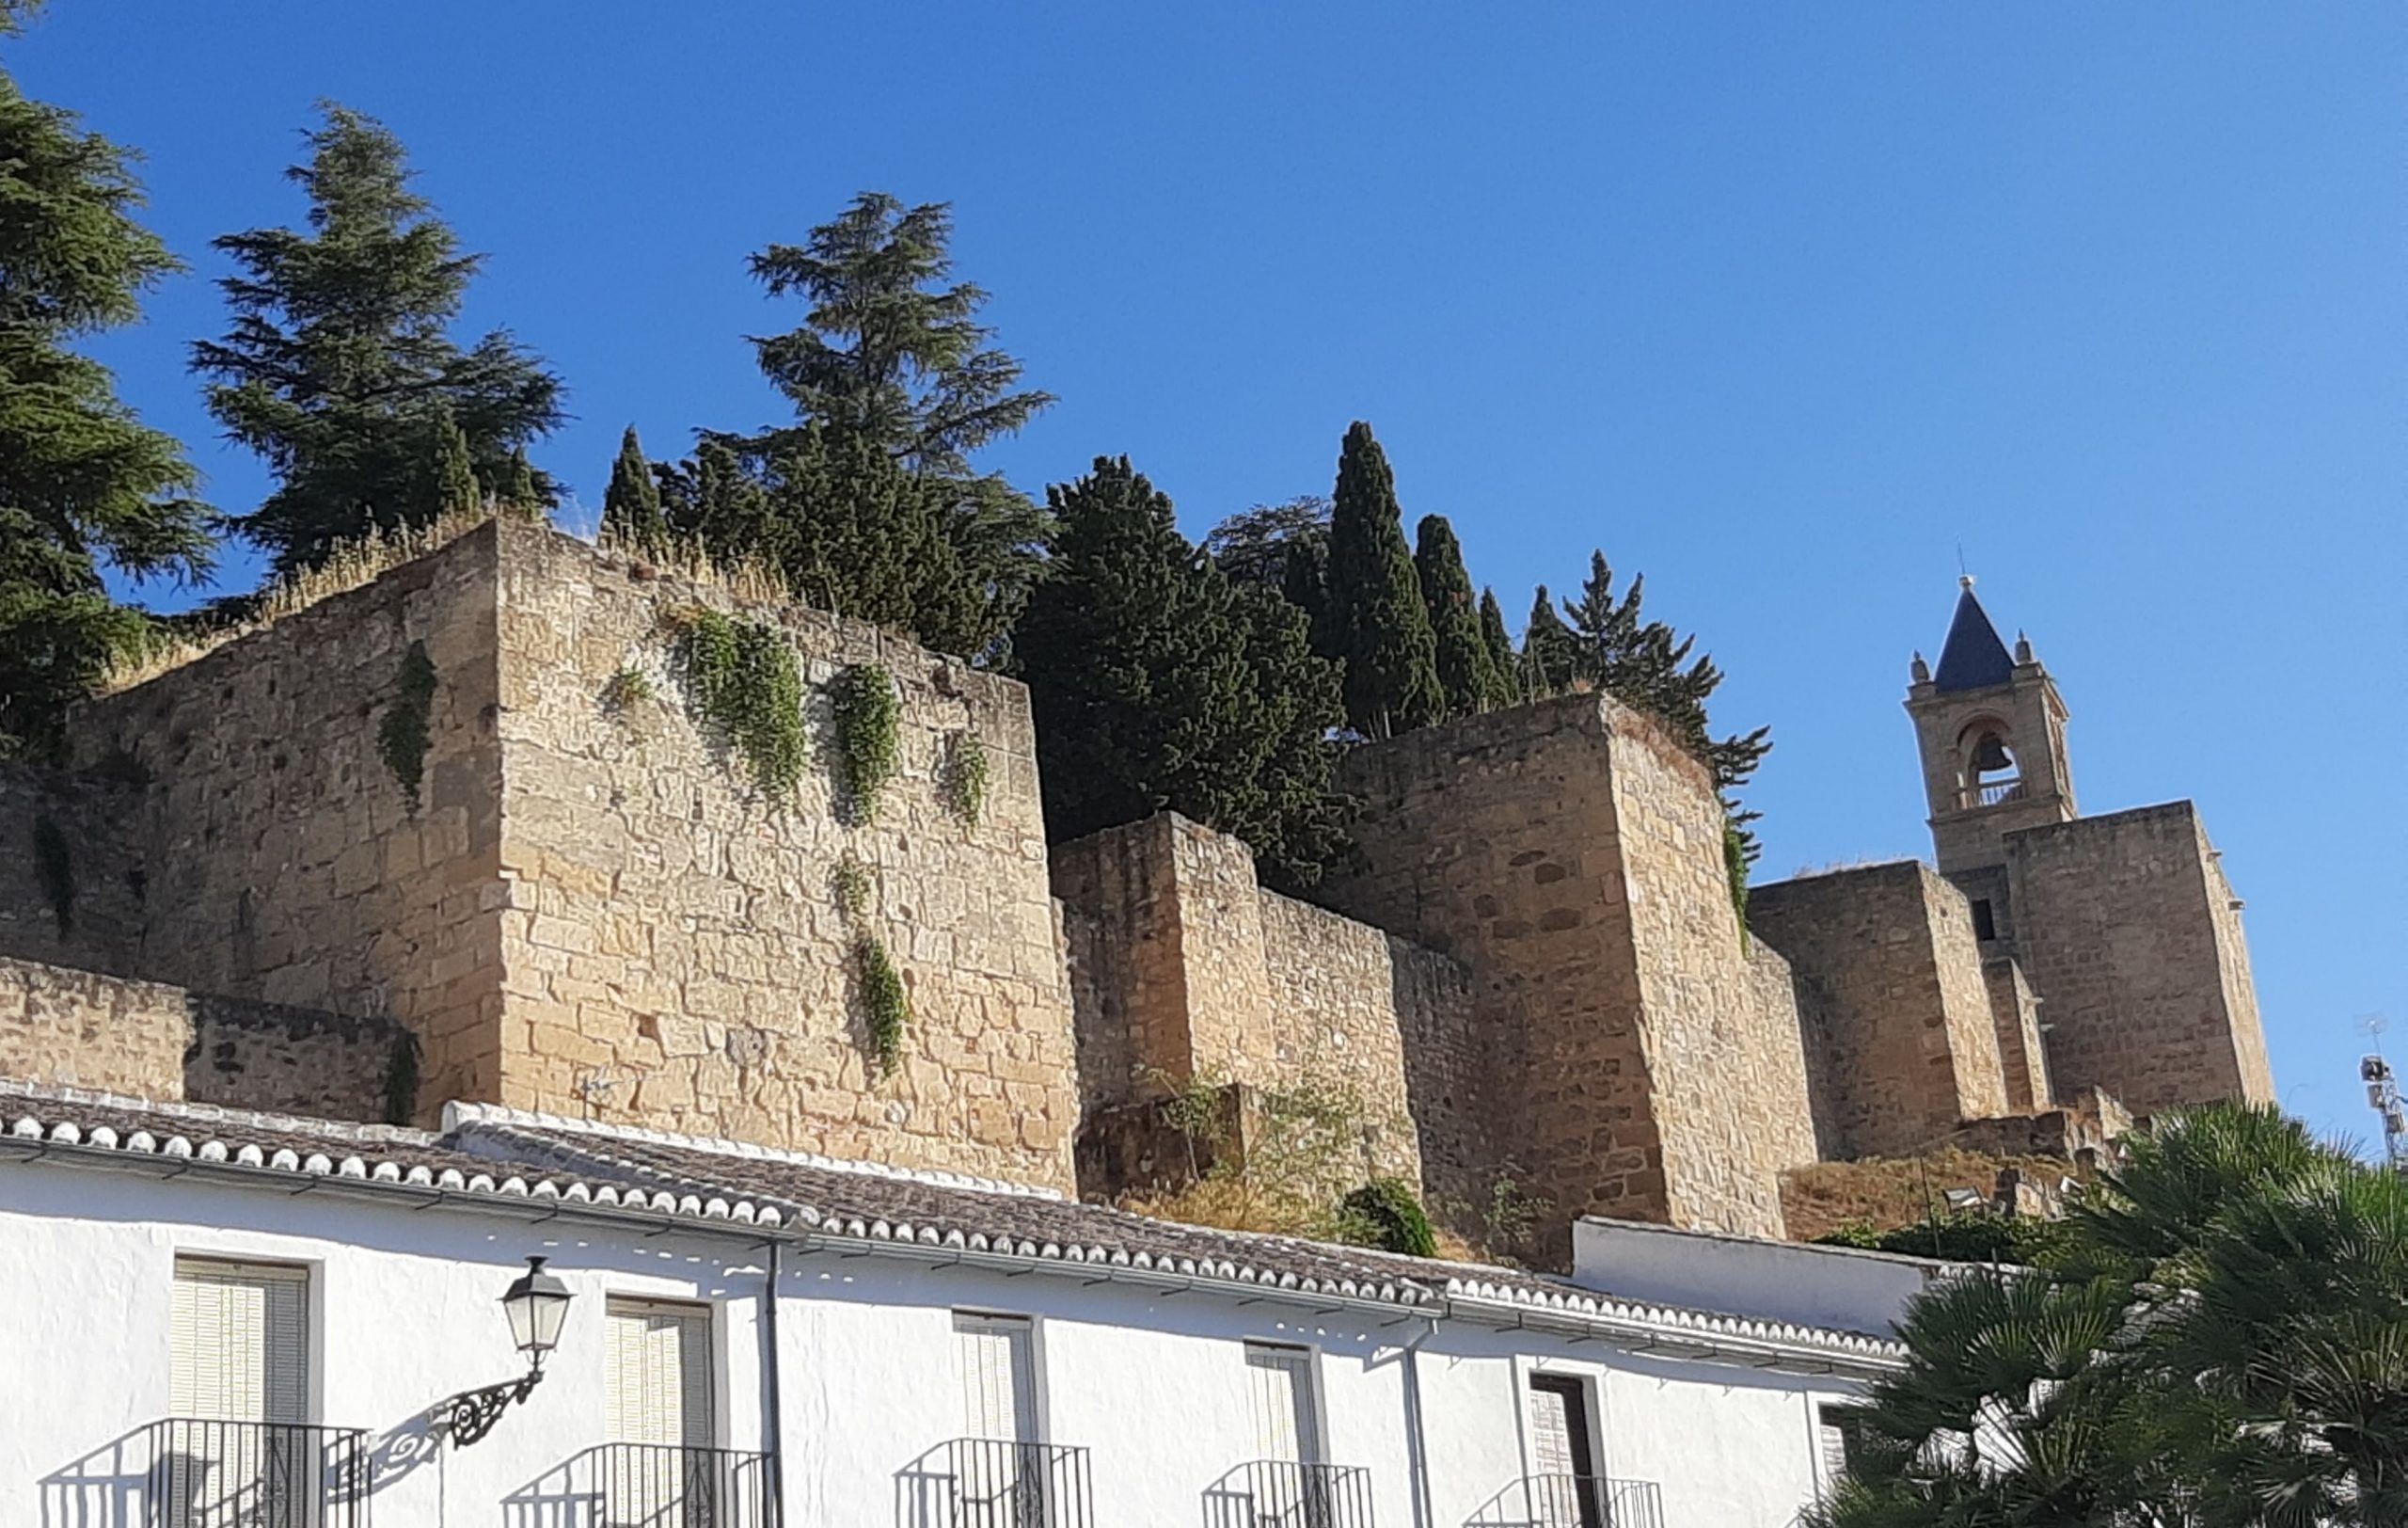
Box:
[490,524,1080,1188]
[1744,861,2009,1158]
[2005,802,2276,1112]
[65,525,508,1115]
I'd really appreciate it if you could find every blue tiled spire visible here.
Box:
[1932,577,2015,692]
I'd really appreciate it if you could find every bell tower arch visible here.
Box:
[1906,579,2076,926]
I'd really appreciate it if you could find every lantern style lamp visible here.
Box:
[444,1255,575,1446]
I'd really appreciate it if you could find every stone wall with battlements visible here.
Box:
[1314,693,1817,1248]
[2004,802,2276,1113]
[1748,862,2012,1158]
[0,954,407,1119]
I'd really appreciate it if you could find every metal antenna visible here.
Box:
[2360,1015,2405,1176]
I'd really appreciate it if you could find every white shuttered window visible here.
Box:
[1244,1344,1322,1465]
[170,1259,308,1423]
[605,1298,713,1447]
[953,1312,1039,1442]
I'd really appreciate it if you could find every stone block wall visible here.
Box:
[1981,956,2052,1112]
[1741,861,2011,1159]
[0,954,407,1119]
[65,523,507,1112]
[1315,694,1817,1246]
[490,523,1080,1188]
[0,766,151,979]
[2004,803,2276,1112]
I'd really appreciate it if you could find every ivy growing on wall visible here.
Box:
[831,853,871,920]
[832,663,901,822]
[32,815,74,936]
[671,608,807,805]
[599,663,656,715]
[377,641,438,812]
[858,935,909,1073]
[944,729,990,826]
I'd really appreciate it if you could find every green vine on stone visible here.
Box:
[600,663,656,714]
[832,853,872,921]
[378,641,438,812]
[944,729,990,826]
[858,935,909,1073]
[832,663,901,823]
[1722,818,1752,950]
[32,815,74,936]
[672,608,807,805]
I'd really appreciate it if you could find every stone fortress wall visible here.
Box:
[0,523,2280,1253]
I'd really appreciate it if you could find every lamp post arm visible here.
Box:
[441,1366,545,1448]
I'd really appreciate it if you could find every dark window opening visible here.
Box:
[1972,899,1997,942]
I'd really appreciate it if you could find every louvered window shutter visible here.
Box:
[606,1298,711,1447]
[170,1259,308,1423]
[1244,1345,1320,1465]
[953,1313,1038,1442]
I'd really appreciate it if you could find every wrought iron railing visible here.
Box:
[1207,1459,1375,1528]
[924,1438,1095,1528]
[588,1442,777,1527]
[1972,777,2023,808]
[143,1418,368,1528]
[1465,1474,1664,1528]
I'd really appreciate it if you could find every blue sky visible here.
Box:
[12,4,2401,1146]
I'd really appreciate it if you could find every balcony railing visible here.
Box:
[588,1442,777,1528]
[1206,1459,1375,1528]
[1465,1475,1665,1528]
[143,1418,368,1528]
[1970,777,2024,808]
[910,1438,1095,1528]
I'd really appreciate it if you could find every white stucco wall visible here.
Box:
[2,1157,1877,1528]
[1572,1215,1941,1338]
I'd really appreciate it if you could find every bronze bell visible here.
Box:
[1969,732,2014,772]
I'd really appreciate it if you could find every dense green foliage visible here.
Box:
[831,663,901,823]
[375,640,436,810]
[672,608,808,806]
[1205,495,1329,592]
[1324,422,1442,738]
[1336,1177,1439,1257]
[945,730,989,825]
[857,935,909,1073]
[1812,1208,2068,1265]
[0,57,209,756]
[193,104,562,575]
[1520,585,1576,696]
[1414,514,1505,718]
[673,193,1051,658]
[1017,456,1352,887]
[1811,1106,2408,1528]
[600,425,669,555]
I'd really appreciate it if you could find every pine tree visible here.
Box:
[0,56,211,757]
[1478,587,1516,701]
[1413,514,1502,718]
[1324,422,1441,738]
[1016,457,1350,885]
[600,425,668,555]
[193,104,562,575]
[700,192,1052,656]
[1522,586,1577,695]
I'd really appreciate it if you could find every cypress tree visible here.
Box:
[0,45,211,757]
[500,447,537,516]
[1324,422,1441,738]
[1522,586,1577,696]
[1016,457,1350,885]
[1478,587,1516,701]
[193,104,562,575]
[429,408,481,517]
[1413,514,1502,718]
[600,425,669,555]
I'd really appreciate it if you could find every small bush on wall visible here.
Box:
[944,729,990,826]
[670,608,808,805]
[858,935,909,1073]
[832,663,901,823]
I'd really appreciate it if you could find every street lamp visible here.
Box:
[444,1256,574,1446]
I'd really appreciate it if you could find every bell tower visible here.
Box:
[1905,579,2075,934]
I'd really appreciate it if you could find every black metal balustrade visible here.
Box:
[1465,1474,1665,1528]
[925,1438,1095,1528]
[1207,1459,1375,1528]
[143,1418,368,1528]
[588,1443,778,1528]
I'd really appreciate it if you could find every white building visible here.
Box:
[0,1080,1935,1528]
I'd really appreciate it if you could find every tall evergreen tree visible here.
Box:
[0,48,211,756]
[1016,457,1350,886]
[1324,422,1441,738]
[1413,514,1503,718]
[700,193,1052,656]
[427,406,479,518]
[193,103,562,575]
[1521,585,1577,695]
[1478,587,1516,700]
[599,425,668,555]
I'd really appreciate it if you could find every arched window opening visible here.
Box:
[1963,725,2021,808]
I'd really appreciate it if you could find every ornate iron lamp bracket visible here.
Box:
[442,1367,544,1447]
